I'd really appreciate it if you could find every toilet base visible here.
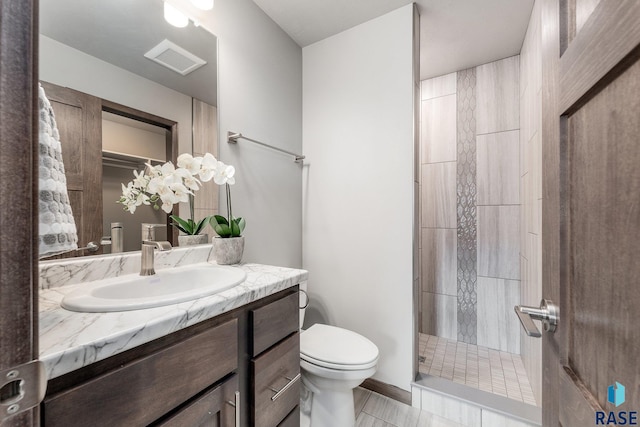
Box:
[302,385,355,427]
[300,382,312,427]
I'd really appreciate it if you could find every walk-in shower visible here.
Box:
[415,8,544,419]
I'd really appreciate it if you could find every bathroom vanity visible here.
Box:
[38,246,306,427]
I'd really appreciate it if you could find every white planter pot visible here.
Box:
[213,236,244,265]
[178,233,209,247]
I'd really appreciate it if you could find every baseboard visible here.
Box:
[361,378,411,405]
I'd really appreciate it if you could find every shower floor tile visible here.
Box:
[418,333,537,406]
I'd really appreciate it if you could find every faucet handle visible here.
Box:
[141,223,166,241]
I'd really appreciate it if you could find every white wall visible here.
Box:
[302,5,415,391]
[212,0,303,268]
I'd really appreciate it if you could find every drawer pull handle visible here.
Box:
[269,373,301,401]
[226,391,240,427]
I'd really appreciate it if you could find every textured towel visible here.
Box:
[38,83,78,257]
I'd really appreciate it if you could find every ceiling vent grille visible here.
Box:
[144,39,206,76]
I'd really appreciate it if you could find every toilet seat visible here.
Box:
[300,324,379,371]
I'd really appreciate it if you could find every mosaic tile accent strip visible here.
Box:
[456,68,478,344]
[418,333,538,406]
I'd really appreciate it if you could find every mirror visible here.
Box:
[39,0,218,256]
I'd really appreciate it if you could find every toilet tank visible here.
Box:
[299,281,308,330]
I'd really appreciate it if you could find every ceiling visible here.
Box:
[40,0,533,100]
[251,0,534,80]
[40,0,218,106]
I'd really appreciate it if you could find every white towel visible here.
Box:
[38,83,79,257]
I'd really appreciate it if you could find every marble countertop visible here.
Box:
[39,262,308,380]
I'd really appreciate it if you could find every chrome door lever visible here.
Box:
[514,299,559,337]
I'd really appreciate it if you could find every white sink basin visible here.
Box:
[61,264,247,312]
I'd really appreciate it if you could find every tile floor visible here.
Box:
[355,387,464,427]
[417,333,537,406]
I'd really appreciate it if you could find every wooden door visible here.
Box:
[0,0,39,426]
[541,0,640,425]
[40,82,103,255]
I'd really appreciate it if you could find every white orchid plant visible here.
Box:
[208,165,246,239]
[118,152,245,237]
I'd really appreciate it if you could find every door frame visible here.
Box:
[540,0,562,423]
[101,99,180,245]
[0,0,40,425]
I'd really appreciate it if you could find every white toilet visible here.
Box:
[299,286,379,427]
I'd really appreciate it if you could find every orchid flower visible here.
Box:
[213,161,236,185]
[198,152,217,182]
[118,152,237,237]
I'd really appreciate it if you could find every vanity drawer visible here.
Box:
[278,407,300,427]
[43,318,238,427]
[251,333,300,427]
[251,291,299,356]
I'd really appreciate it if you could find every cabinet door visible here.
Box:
[44,319,238,427]
[156,374,239,427]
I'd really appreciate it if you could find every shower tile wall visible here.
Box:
[420,56,521,353]
[456,68,477,344]
[519,0,543,405]
[421,73,458,340]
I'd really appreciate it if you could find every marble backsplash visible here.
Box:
[39,244,214,290]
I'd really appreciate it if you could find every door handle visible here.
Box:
[514,299,559,337]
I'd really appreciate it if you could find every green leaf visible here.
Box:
[171,215,195,234]
[214,223,232,238]
[235,217,246,234]
[193,217,210,235]
[173,224,190,234]
[210,215,229,227]
[231,221,241,237]
[170,214,190,229]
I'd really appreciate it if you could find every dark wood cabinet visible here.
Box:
[250,293,301,427]
[155,374,239,427]
[252,334,300,427]
[43,319,238,427]
[41,287,300,427]
[278,408,300,427]
[250,291,299,357]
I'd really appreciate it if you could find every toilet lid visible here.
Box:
[300,324,379,370]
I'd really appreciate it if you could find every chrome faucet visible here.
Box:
[101,222,124,253]
[140,224,172,276]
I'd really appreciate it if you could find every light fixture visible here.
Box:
[164,1,188,28]
[190,0,214,11]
